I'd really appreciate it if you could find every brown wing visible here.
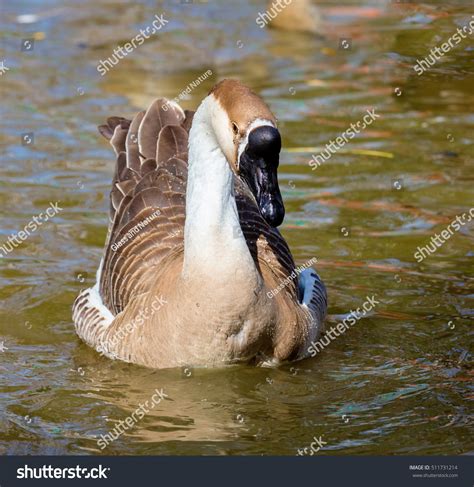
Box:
[97,100,191,314]
[96,100,297,316]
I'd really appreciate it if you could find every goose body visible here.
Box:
[73,79,327,369]
[265,0,323,35]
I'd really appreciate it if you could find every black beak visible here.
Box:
[239,125,285,227]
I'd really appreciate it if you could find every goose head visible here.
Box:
[208,79,285,227]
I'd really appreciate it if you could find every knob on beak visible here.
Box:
[239,125,285,227]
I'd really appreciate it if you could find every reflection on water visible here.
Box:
[0,0,473,455]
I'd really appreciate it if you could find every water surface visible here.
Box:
[0,0,473,455]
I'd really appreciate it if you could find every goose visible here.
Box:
[73,79,327,369]
[264,0,323,35]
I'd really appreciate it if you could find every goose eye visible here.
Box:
[231,122,239,135]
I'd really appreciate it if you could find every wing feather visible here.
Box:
[95,99,297,317]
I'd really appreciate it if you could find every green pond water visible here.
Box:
[0,0,473,455]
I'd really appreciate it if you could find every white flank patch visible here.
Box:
[89,258,114,325]
[299,268,318,308]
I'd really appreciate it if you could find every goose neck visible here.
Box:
[182,97,257,283]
